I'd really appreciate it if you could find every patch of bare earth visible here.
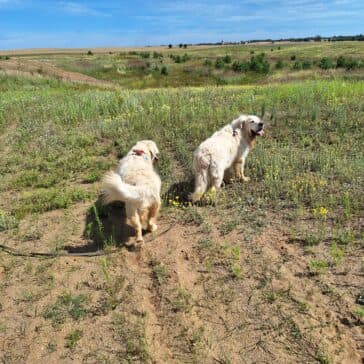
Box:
[0,59,115,88]
[0,203,362,363]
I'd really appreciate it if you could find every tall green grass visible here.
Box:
[0,76,363,229]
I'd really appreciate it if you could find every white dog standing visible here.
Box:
[101,140,161,245]
[190,115,264,202]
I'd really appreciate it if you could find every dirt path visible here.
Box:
[0,59,115,88]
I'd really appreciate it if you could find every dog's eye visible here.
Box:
[250,120,254,123]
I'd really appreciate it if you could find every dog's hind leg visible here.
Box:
[210,173,224,190]
[210,163,224,190]
[190,168,208,202]
[147,201,160,232]
[126,205,143,243]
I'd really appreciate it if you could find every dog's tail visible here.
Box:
[101,171,149,205]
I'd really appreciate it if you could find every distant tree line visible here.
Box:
[193,34,364,46]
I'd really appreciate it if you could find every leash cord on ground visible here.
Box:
[0,244,113,257]
[0,225,173,258]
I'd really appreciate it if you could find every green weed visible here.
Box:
[150,260,168,285]
[112,312,150,362]
[101,257,109,282]
[43,293,88,327]
[169,288,193,313]
[219,220,238,236]
[330,243,345,265]
[0,210,18,231]
[309,259,329,273]
[64,329,83,349]
[355,307,364,319]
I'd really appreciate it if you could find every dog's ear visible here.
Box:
[231,115,248,132]
[149,142,159,161]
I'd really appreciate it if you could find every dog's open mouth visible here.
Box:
[252,129,264,136]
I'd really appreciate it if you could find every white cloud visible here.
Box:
[58,2,109,17]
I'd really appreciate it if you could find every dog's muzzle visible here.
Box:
[252,123,264,136]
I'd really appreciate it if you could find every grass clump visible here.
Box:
[112,312,150,362]
[65,329,83,349]
[150,260,169,285]
[43,293,88,327]
[0,210,18,231]
[309,259,329,273]
[15,187,92,217]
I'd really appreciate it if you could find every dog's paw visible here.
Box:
[135,238,145,250]
[189,192,202,203]
[242,176,250,182]
[148,223,158,232]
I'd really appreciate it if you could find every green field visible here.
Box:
[1,41,364,88]
[0,42,363,363]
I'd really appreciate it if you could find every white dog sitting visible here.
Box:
[101,140,161,245]
[190,115,264,202]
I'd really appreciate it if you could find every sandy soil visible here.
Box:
[0,201,362,363]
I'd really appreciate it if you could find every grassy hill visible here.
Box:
[0,43,363,363]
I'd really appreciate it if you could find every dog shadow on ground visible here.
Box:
[163,178,194,204]
[63,178,195,254]
[63,199,135,253]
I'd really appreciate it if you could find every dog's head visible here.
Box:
[231,115,264,139]
[135,140,160,163]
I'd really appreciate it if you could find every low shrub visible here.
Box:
[215,58,225,69]
[275,60,284,69]
[204,59,212,66]
[302,60,312,69]
[139,52,150,59]
[232,54,269,73]
[319,57,335,69]
[249,53,270,73]
[223,55,232,64]
[293,61,303,70]
[160,66,168,75]
[232,60,249,72]
[153,51,163,58]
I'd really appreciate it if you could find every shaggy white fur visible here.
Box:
[101,140,161,244]
[190,115,264,202]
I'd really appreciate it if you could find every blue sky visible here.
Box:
[0,0,363,50]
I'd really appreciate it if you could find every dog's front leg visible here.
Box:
[234,159,250,182]
[234,161,242,180]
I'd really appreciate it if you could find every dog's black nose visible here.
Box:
[258,122,264,128]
